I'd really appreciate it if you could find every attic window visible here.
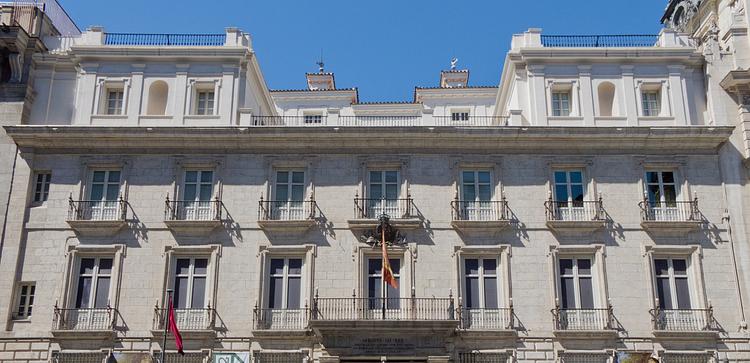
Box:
[451,111,470,121]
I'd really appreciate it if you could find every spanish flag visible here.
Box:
[381,227,399,289]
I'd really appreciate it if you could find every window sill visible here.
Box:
[11,317,31,323]
[140,115,174,119]
[638,116,674,121]
[185,115,220,119]
[548,116,584,121]
[92,114,128,119]
[594,116,627,121]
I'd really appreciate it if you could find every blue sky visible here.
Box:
[60,0,668,102]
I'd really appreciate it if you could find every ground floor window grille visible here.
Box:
[255,352,307,363]
[459,353,509,363]
[661,354,711,363]
[52,352,108,363]
[152,353,206,363]
[560,353,610,363]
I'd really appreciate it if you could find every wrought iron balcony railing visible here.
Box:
[545,198,604,222]
[258,198,316,221]
[451,199,508,221]
[165,197,223,221]
[458,307,514,330]
[541,34,659,48]
[433,116,509,126]
[68,197,127,221]
[312,295,455,321]
[650,307,716,332]
[639,199,700,222]
[53,306,116,331]
[104,33,226,46]
[153,306,215,331]
[354,196,414,219]
[253,307,310,331]
[552,306,614,331]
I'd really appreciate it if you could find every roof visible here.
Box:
[269,87,357,93]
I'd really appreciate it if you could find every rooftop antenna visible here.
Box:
[450,57,458,70]
[316,49,325,73]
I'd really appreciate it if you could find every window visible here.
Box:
[303,114,323,124]
[558,258,594,309]
[451,111,470,121]
[645,171,677,206]
[367,257,400,308]
[14,282,35,319]
[195,90,215,115]
[174,258,208,309]
[33,172,51,202]
[274,171,305,220]
[551,91,571,116]
[654,258,691,309]
[182,170,213,220]
[268,258,303,310]
[642,89,661,116]
[463,258,499,309]
[367,170,400,217]
[461,171,492,220]
[89,170,121,220]
[554,170,584,203]
[75,257,113,309]
[105,89,124,115]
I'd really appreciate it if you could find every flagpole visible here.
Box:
[381,219,386,320]
[161,289,172,363]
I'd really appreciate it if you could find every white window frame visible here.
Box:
[653,257,692,309]
[303,112,324,124]
[188,80,220,116]
[549,245,608,310]
[162,245,221,311]
[553,169,586,202]
[13,282,35,320]
[355,244,414,300]
[266,257,304,309]
[461,170,493,202]
[73,256,113,309]
[547,81,579,118]
[32,171,51,203]
[636,81,672,118]
[557,257,595,309]
[644,170,679,204]
[95,79,130,116]
[61,245,126,311]
[181,169,215,201]
[644,245,707,311]
[461,257,500,309]
[173,257,209,309]
[258,245,315,311]
[365,255,402,300]
[454,246,512,310]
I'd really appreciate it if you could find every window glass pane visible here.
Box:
[369,187,382,200]
[559,259,574,275]
[662,172,674,184]
[200,171,213,183]
[555,186,569,202]
[560,277,575,309]
[368,277,381,299]
[291,185,304,201]
[675,277,691,309]
[105,184,119,200]
[269,276,283,308]
[174,277,188,308]
[672,259,687,274]
[183,184,197,201]
[108,171,121,183]
[369,171,381,183]
[270,259,285,275]
[92,171,105,183]
[277,171,288,183]
[569,171,582,184]
[554,171,567,184]
[94,276,110,307]
[185,171,197,183]
[465,259,479,275]
[577,259,591,275]
[484,277,498,308]
[287,277,301,309]
[463,171,475,184]
[463,185,476,201]
[646,172,659,184]
[465,276,479,308]
[389,259,400,274]
[193,259,208,275]
[288,259,303,275]
[656,277,672,309]
[478,171,490,184]
[199,184,212,201]
[483,259,497,275]
[80,258,96,274]
[478,185,491,201]
[385,171,398,183]
[368,259,381,275]
[98,259,113,274]
[76,277,92,308]
[90,184,104,201]
[386,281,400,303]
[191,277,206,308]
[275,187,288,202]
[176,259,191,275]
[647,184,661,204]
[579,277,594,308]
[663,186,677,204]
[654,259,669,276]
[292,172,304,184]
[570,185,584,201]
[385,184,398,199]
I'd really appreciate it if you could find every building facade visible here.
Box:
[0,1,750,363]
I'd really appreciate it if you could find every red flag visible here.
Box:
[168,298,184,355]
[381,227,399,289]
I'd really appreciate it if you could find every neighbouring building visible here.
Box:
[1,1,750,363]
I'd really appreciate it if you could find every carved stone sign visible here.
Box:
[324,334,445,356]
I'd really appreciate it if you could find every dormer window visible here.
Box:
[451,111,470,122]
[551,91,571,117]
[642,90,661,117]
[195,90,215,115]
[106,89,124,115]
[303,113,323,124]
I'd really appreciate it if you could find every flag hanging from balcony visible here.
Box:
[381,227,399,289]
[168,297,184,355]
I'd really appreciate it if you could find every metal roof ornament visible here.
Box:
[450,57,458,70]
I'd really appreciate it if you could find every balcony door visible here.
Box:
[463,258,503,329]
[266,258,304,329]
[368,170,400,218]
[182,170,213,220]
[88,170,121,220]
[558,258,599,329]
[553,170,584,220]
[366,257,401,318]
[645,171,678,221]
[274,171,305,220]
[461,171,492,221]
[173,258,208,329]
[654,258,691,310]
[73,257,113,329]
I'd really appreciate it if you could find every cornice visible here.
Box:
[509,47,704,66]
[68,45,253,62]
[4,125,732,155]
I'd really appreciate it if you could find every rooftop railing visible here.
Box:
[4,0,80,36]
[104,33,226,46]
[433,115,508,127]
[541,34,659,48]
[339,115,421,127]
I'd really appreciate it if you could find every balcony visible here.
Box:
[545,197,606,234]
[650,307,718,339]
[551,306,617,339]
[257,198,317,233]
[458,306,515,337]
[51,306,117,340]
[451,199,511,235]
[66,198,127,236]
[348,196,421,230]
[253,306,310,336]
[310,293,458,333]
[164,197,223,236]
[152,306,216,340]
[244,115,511,128]
[639,197,701,235]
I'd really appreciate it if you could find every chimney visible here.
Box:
[306,59,335,90]
[440,57,469,88]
